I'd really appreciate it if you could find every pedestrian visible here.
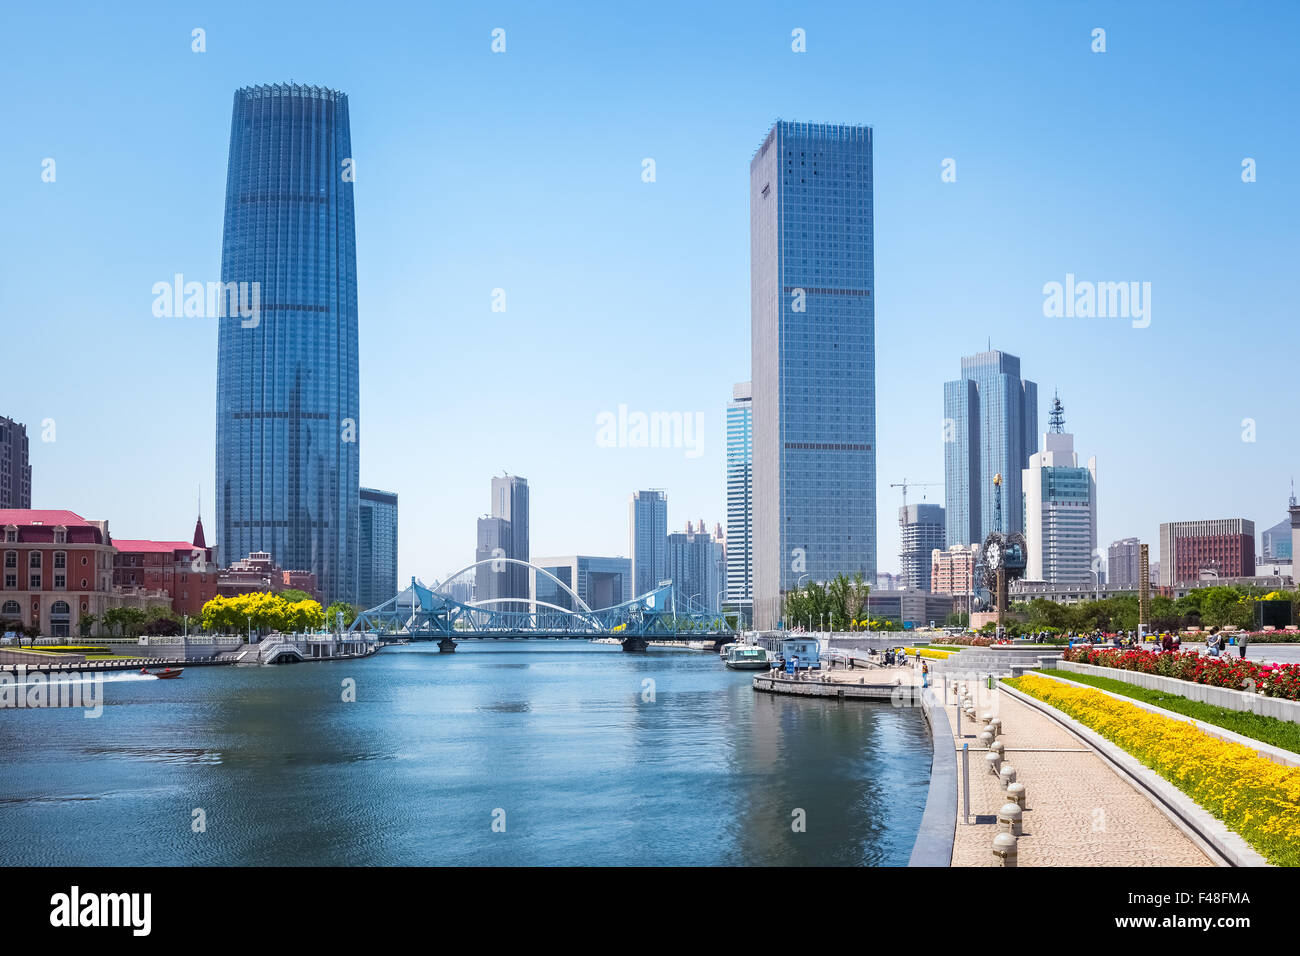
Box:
[1238,633,1250,660]
[1161,632,1174,653]
[921,660,930,688]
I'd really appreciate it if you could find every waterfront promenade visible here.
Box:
[943,684,1211,867]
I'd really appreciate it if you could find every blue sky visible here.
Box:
[2,0,1297,587]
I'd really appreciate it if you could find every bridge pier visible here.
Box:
[438,638,458,653]
[621,636,649,653]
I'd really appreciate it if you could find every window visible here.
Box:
[29,552,41,569]
[3,528,15,543]
[54,528,66,543]
[29,574,40,589]
[80,578,88,589]
[1,600,18,615]
[54,551,66,569]
[3,574,14,589]
[3,551,13,568]
[54,575,66,589]
[81,556,88,566]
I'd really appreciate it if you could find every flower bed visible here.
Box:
[1009,674,1300,866]
[1064,645,1300,701]
[930,636,994,647]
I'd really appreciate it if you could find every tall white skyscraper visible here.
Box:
[629,490,668,597]
[1023,395,1096,584]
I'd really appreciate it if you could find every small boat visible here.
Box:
[723,644,771,670]
[141,666,184,679]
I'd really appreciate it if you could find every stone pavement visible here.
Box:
[939,678,1211,867]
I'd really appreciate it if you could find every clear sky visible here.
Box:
[3,0,1297,588]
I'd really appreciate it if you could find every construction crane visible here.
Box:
[890,478,940,511]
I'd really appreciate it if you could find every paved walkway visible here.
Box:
[939,678,1211,867]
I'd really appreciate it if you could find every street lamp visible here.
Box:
[247,615,252,643]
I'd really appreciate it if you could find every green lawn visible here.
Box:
[1037,668,1300,755]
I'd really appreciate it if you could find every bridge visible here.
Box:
[348,558,734,652]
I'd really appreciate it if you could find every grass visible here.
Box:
[1037,668,1300,756]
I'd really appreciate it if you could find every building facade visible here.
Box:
[725,382,753,624]
[531,555,631,611]
[629,489,668,597]
[1023,398,1096,585]
[0,417,31,509]
[751,120,876,629]
[111,517,218,617]
[931,544,976,596]
[358,488,398,610]
[215,83,361,605]
[899,503,945,591]
[667,522,721,614]
[1262,517,1292,560]
[943,350,1037,547]
[1158,518,1256,585]
[1108,537,1141,588]
[0,510,169,637]
[217,550,319,599]
[474,516,512,607]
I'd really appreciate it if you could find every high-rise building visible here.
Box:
[899,503,945,591]
[931,544,976,596]
[215,84,360,604]
[490,474,529,605]
[1158,519,1256,585]
[1262,517,1293,560]
[531,556,631,611]
[0,417,32,509]
[943,350,1037,547]
[629,489,668,597]
[668,521,721,614]
[751,120,876,629]
[1023,395,1097,585]
[1108,538,1141,588]
[725,382,753,624]
[358,488,398,610]
[474,516,512,605]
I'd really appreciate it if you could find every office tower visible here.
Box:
[667,522,721,613]
[474,516,512,605]
[899,503,945,591]
[530,556,631,611]
[1158,519,1256,585]
[358,488,398,609]
[1108,538,1141,588]
[751,120,876,628]
[1262,516,1293,560]
[1023,396,1096,584]
[215,84,360,604]
[725,382,753,624]
[0,417,31,509]
[943,350,1038,547]
[490,474,529,605]
[931,544,976,596]
[629,489,668,596]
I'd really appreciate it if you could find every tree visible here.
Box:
[324,601,359,629]
[279,588,314,604]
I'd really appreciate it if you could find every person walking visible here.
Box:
[1238,633,1250,660]
[921,660,930,688]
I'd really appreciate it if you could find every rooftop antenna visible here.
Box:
[1048,391,1066,434]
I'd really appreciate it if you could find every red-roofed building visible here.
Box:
[111,516,219,617]
[0,509,169,637]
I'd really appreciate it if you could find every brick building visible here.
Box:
[111,516,219,617]
[218,551,319,601]
[1158,518,1256,586]
[931,544,976,596]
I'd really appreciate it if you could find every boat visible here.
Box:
[141,666,184,679]
[723,644,771,670]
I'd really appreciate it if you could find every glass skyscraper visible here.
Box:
[751,121,876,629]
[943,350,1037,548]
[629,490,668,597]
[216,84,360,604]
[725,382,753,624]
[358,488,398,610]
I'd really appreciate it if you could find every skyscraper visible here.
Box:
[943,350,1037,547]
[668,522,721,614]
[725,382,753,624]
[1108,537,1141,587]
[358,488,398,610]
[0,417,31,509]
[477,474,528,610]
[215,84,360,604]
[1023,395,1096,584]
[629,489,668,597]
[751,120,876,629]
[899,503,945,591]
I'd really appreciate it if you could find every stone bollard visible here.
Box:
[992,832,1018,867]
[998,802,1023,837]
[980,711,994,725]
[999,764,1017,790]
[984,722,998,739]
[978,731,994,750]
[985,751,1002,776]
[990,741,1005,760]
[1006,782,1026,809]
[990,718,1002,737]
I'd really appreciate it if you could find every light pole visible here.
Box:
[247,615,252,643]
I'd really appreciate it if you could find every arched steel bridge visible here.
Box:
[347,558,734,651]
